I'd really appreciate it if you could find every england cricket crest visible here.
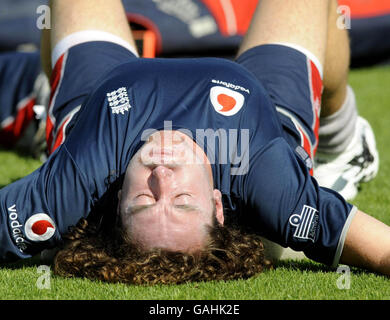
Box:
[107,87,131,115]
[289,205,319,242]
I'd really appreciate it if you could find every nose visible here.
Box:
[153,165,173,179]
[150,165,174,197]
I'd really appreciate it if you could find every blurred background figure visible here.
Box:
[0,0,389,65]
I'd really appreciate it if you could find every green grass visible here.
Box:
[0,65,390,300]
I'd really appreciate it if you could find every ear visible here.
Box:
[213,189,224,225]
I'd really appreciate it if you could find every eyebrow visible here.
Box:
[127,204,154,215]
[174,204,201,212]
[127,204,201,215]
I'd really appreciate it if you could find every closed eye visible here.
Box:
[174,193,194,206]
[175,193,192,198]
[137,193,154,198]
[133,193,156,206]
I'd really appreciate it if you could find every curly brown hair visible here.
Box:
[53,217,271,285]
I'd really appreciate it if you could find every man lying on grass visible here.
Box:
[0,0,389,284]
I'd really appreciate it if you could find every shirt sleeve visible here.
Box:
[242,137,355,266]
[0,145,91,262]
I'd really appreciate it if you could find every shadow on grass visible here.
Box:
[273,259,378,277]
[274,259,332,273]
[0,254,49,270]
[0,145,40,160]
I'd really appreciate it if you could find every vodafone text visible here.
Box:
[8,204,27,252]
[211,79,250,94]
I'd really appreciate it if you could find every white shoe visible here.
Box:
[260,237,307,262]
[314,116,379,200]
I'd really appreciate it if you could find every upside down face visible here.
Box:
[118,130,224,253]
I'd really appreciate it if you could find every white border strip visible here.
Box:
[53,105,82,150]
[52,30,139,68]
[306,58,321,146]
[276,106,314,159]
[332,205,358,268]
[48,51,68,128]
[272,42,324,79]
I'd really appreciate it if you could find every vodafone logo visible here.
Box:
[210,86,245,116]
[25,213,56,242]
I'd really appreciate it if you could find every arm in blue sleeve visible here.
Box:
[243,137,354,266]
[0,146,91,262]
